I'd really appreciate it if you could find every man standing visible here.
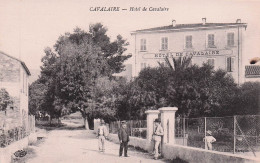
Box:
[97,119,108,152]
[118,121,130,157]
[153,118,163,160]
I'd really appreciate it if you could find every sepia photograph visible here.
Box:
[0,0,260,162]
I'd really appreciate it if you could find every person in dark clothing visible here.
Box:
[118,121,130,157]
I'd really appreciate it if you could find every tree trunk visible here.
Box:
[83,117,89,130]
[49,116,52,125]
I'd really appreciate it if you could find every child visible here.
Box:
[203,130,216,150]
[97,119,108,152]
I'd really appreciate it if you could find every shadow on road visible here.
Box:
[81,148,119,157]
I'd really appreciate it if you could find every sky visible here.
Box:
[0,0,260,71]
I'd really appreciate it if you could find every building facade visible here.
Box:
[131,18,247,85]
[0,51,31,130]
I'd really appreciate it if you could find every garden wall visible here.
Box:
[0,137,28,163]
[107,133,260,163]
[162,143,260,163]
[107,133,153,152]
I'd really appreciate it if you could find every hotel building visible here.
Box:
[131,18,247,85]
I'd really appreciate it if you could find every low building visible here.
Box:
[0,51,31,131]
[245,65,260,82]
[131,18,247,85]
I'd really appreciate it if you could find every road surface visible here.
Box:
[26,121,170,163]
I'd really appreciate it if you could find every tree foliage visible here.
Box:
[232,82,260,115]
[0,88,13,112]
[29,23,131,126]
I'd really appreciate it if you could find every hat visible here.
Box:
[206,130,212,135]
[154,118,161,123]
[121,120,126,124]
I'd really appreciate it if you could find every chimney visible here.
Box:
[202,18,206,25]
[236,19,241,23]
[172,20,176,27]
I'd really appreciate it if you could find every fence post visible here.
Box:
[233,116,236,154]
[204,117,207,149]
[159,107,178,144]
[130,120,133,137]
[183,118,185,146]
[145,110,159,142]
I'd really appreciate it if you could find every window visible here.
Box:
[140,39,147,51]
[185,35,192,49]
[227,57,234,72]
[141,63,147,70]
[207,58,215,68]
[208,34,215,48]
[161,37,168,50]
[227,33,234,46]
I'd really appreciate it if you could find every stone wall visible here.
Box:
[0,53,20,83]
[0,53,23,130]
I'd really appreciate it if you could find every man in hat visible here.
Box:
[118,121,130,157]
[97,119,108,152]
[203,130,216,150]
[152,118,164,160]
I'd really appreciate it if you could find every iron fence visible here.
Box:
[109,120,147,139]
[175,115,260,157]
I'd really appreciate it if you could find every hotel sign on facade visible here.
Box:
[143,50,233,59]
[131,18,247,85]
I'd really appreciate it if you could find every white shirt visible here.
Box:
[204,136,216,143]
[97,125,108,136]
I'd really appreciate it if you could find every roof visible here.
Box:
[0,51,31,76]
[245,65,260,78]
[132,23,247,34]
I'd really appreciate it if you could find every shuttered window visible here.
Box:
[161,37,168,50]
[140,39,147,51]
[208,34,215,48]
[227,57,235,72]
[227,33,234,46]
[141,63,147,70]
[207,58,215,68]
[185,35,192,49]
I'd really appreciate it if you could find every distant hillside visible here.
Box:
[29,69,41,84]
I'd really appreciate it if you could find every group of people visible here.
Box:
[96,118,216,160]
[96,118,164,160]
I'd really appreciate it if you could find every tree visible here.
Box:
[0,88,13,113]
[165,56,238,117]
[232,82,260,115]
[89,23,131,75]
[29,79,47,116]
[117,56,239,119]
[29,24,131,128]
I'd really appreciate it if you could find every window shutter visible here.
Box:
[231,57,234,72]
[227,57,232,72]
[165,38,168,50]
[227,33,234,46]
[161,38,164,50]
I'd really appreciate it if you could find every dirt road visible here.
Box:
[26,122,170,163]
